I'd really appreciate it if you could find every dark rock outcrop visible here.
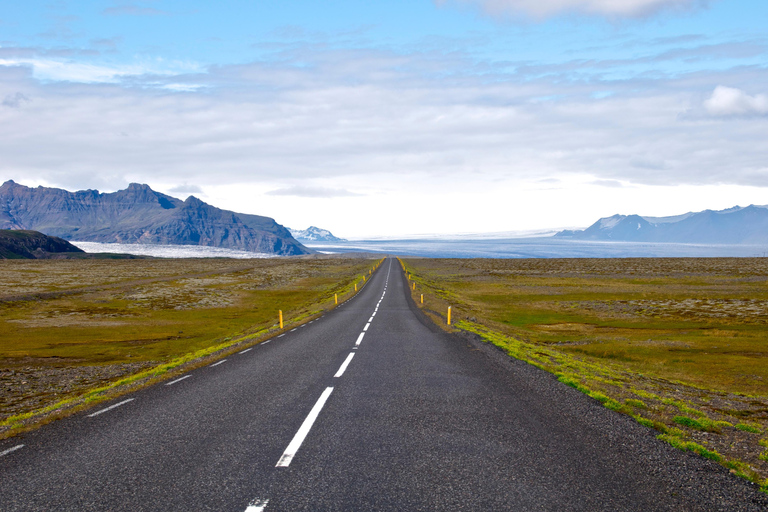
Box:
[0,181,311,256]
[0,230,85,259]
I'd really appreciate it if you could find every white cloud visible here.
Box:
[437,0,711,19]
[2,40,768,234]
[267,186,362,198]
[168,183,203,194]
[703,86,768,117]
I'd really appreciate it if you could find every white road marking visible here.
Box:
[239,348,252,354]
[244,498,269,512]
[363,323,370,331]
[371,311,376,317]
[355,332,365,346]
[166,375,192,386]
[0,444,24,457]
[276,387,335,467]
[290,328,297,332]
[88,398,135,417]
[278,334,285,338]
[334,353,356,378]
[210,359,227,367]
[262,340,271,344]
[368,316,374,322]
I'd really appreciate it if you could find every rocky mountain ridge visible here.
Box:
[0,181,311,256]
[556,205,768,243]
[288,226,347,243]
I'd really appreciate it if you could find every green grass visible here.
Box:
[0,256,384,434]
[401,257,768,492]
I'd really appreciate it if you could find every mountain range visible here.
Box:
[556,205,768,244]
[288,226,346,243]
[0,181,310,256]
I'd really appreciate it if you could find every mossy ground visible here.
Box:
[401,257,768,492]
[0,256,381,435]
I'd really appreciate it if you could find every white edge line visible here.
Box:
[0,444,24,457]
[355,332,365,346]
[166,375,192,386]
[278,334,285,338]
[239,348,252,354]
[244,498,269,512]
[210,359,227,367]
[88,398,135,417]
[262,340,271,344]
[276,387,334,467]
[334,352,356,378]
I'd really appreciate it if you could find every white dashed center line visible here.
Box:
[334,352,355,378]
[276,387,334,467]
[363,323,370,331]
[88,398,135,417]
[244,498,269,512]
[355,332,365,346]
[166,375,191,386]
[0,444,24,457]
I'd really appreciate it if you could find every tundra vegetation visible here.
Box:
[0,256,378,437]
[401,257,768,493]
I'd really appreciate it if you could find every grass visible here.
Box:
[0,256,383,436]
[401,257,768,492]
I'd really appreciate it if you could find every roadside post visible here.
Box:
[279,310,283,329]
[447,306,451,325]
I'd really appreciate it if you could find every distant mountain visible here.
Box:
[289,226,347,243]
[556,205,768,243]
[0,181,311,256]
[0,230,85,259]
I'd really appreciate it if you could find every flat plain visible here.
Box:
[0,256,375,435]
[402,257,768,492]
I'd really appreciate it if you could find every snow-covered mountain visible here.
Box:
[288,226,347,242]
[555,205,768,243]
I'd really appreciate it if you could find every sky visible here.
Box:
[1,0,767,238]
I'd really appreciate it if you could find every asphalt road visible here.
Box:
[1,257,766,511]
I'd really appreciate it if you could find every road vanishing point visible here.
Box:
[1,258,766,511]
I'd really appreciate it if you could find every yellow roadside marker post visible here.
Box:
[335,293,338,305]
[354,283,357,292]
[279,310,283,329]
[412,282,416,291]
[447,306,452,326]
[420,294,423,304]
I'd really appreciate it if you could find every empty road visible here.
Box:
[1,258,766,511]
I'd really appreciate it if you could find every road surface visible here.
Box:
[1,258,766,511]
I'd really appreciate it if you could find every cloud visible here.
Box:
[1,39,768,201]
[436,0,712,19]
[102,5,168,16]
[2,92,30,108]
[591,179,624,187]
[703,86,768,117]
[168,183,203,194]
[266,186,362,198]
